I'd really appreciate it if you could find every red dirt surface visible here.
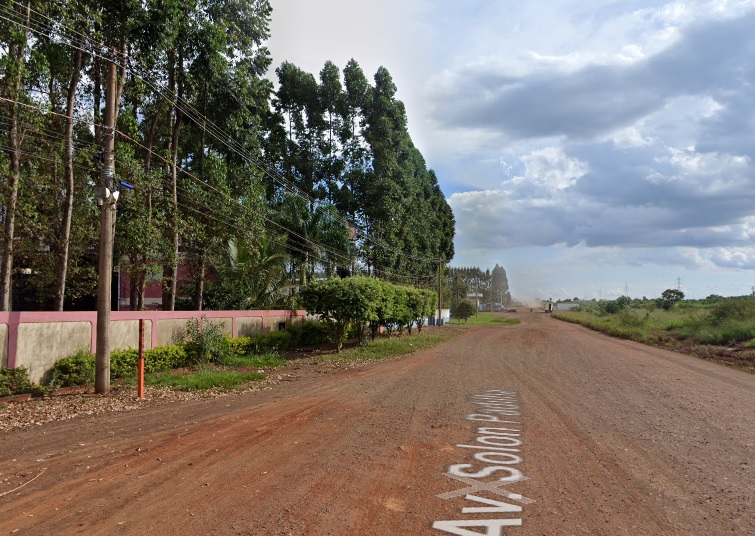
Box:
[1,312,753,535]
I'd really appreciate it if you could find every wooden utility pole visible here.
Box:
[437,257,443,326]
[95,60,118,394]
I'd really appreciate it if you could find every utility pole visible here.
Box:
[437,257,443,326]
[95,60,118,395]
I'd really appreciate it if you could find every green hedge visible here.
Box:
[49,345,190,387]
[229,331,291,357]
[300,277,438,350]
[286,320,331,347]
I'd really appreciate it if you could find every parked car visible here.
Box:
[504,308,517,313]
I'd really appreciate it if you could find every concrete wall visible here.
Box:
[110,320,154,352]
[18,321,91,383]
[0,310,306,384]
[237,317,263,337]
[0,323,6,369]
[156,319,190,347]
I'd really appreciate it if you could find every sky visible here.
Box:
[266,0,755,302]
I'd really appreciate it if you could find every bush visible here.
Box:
[110,349,139,379]
[184,317,231,364]
[228,331,292,357]
[454,300,476,322]
[144,345,189,371]
[49,349,95,387]
[0,367,33,397]
[708,297,755,324]
[597,296,632,315]
[616,310,647,328]
[286,320,331,347]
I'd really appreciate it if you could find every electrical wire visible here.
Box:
[2,0,444,265]
[0,11,446,281]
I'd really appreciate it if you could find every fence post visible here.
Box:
[138,318,144,398]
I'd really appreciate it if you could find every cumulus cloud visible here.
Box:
[437,4,755,268]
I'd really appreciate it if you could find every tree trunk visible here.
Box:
[163,49,182,311]
[193,253,206,311]
[53,45,83,311]
[0,0,30,312]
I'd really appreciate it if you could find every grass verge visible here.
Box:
[553,310,755,374]
[336,328,461,362]
[144,368,265,391]
[450,312,521,326]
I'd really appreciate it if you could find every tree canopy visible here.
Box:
[0,1,455,311]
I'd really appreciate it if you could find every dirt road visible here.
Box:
[1,312,753,535]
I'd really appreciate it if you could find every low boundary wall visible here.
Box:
[0,310,307,384]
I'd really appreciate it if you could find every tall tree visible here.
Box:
[0,0,32,311]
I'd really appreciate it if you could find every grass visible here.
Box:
[145,368,265,391]
[337,328,460,361]
[130,328,468,391]
[450,312,521,326]
[220,353,288,369]
[554,299,755,373]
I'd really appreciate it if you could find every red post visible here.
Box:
[138,318,145,398]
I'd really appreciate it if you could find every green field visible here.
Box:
[553,296,755,373]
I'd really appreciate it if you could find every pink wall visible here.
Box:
[0,309,306,369]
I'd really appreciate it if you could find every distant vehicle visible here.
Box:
[504,308,517,313]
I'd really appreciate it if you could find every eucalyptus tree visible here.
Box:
[333,59,370,222]
[0,0,34,310]
[273,61,330,202]
[317,60,344,202]
[360,67,406,273]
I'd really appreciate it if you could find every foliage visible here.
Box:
[448,265,511,311]
[450,311,520,326]
[657,289,685,311]
[300,277,380,351]
[597,295,632,315]
[109,345,190,378]
[708,296,755,323]
[0,367,33,397]
[184,317,231,364]
[555,301,755,370]
[145,369,265,391]
[220,353,287,369]
[286,320,331,347]
[49,349,95,387]
[228,331,291,357]
[453,299,476,322]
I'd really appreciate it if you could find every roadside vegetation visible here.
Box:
[553,292,755,373]
[450,310,521,327]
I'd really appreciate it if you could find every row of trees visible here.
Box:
[0,0,454,312]
[447,264,512,312]
[300,276,438,352]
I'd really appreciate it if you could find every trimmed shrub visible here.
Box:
[144,345,189,371]
[49,349,95,387]
[229,331,292,357]
[454,300,476,322]
[286,321,331,347]
[0,367,33,397]
[110,349,139,379]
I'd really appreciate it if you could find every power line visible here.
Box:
[1,1,444,266]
